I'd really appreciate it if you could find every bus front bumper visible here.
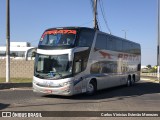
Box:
[33,80,74,96]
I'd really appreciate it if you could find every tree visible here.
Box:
[146,65,152,69]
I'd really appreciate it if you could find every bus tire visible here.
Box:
[131,75,135,85]
[86,80,97,96]
[126,77,131,87]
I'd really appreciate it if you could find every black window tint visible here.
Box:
[116,39,122,51]
[107,36,115,51]
[130,43,135,54]
[95,34,107,49]
[127,42,131,53]
[94,33,140,54]
[90,61,118,74]
[77,29,95,47]
[134,44,141,54]
[122,41,130,53]
[122,41,141,54]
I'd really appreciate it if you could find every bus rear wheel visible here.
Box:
[131,75,135,85]
[127,78,131,87]
[86,80,96,96]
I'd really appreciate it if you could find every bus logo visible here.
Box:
[99,51,112,59]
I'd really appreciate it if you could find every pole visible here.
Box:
[122,30,127,39]
[6,0,10,83]
[94,0,99,30]
[157,0,160,83]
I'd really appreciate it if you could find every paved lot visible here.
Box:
[0,80,160,120]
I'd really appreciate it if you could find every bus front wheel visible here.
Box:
[86,80,97,95]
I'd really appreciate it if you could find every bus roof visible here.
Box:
[45,27,95,32]
[99,31,140,46]
[44,26,140,46]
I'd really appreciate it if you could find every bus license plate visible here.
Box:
[45,90,52,93]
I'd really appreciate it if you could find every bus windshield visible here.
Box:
[39,30,77,47]
[34,54,72,79]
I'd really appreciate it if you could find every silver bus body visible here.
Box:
[33,27,141,96]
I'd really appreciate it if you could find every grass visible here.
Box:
[0,78,32,83]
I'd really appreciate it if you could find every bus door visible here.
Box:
[73,49,90,94]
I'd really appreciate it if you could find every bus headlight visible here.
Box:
[59,82,71,87]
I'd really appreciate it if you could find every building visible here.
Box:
[0,42,35,59]
[10,42,31,47]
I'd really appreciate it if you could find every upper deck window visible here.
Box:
[39,30,77,47]
[77,29,95,47]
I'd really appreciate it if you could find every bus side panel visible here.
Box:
[88,31,141,90]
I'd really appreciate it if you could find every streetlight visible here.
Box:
[122,30,127,39]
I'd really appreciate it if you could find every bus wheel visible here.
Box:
[131,75,135,85]
[86,80,96,95]
[127,78,131,87]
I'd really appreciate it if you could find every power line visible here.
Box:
[99,0,111,34]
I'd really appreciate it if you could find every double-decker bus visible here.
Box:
[32,27,141,96]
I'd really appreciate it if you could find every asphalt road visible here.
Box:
[0,80,160,120]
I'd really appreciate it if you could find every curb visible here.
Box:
[0,83,32,90]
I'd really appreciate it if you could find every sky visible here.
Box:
[0,0,158,66]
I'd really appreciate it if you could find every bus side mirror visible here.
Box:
[32,52,36,57]
[25,47,37,61]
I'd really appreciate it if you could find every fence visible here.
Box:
[0,60,34,82]
[0,60,159,83]
[141,73,158,77]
